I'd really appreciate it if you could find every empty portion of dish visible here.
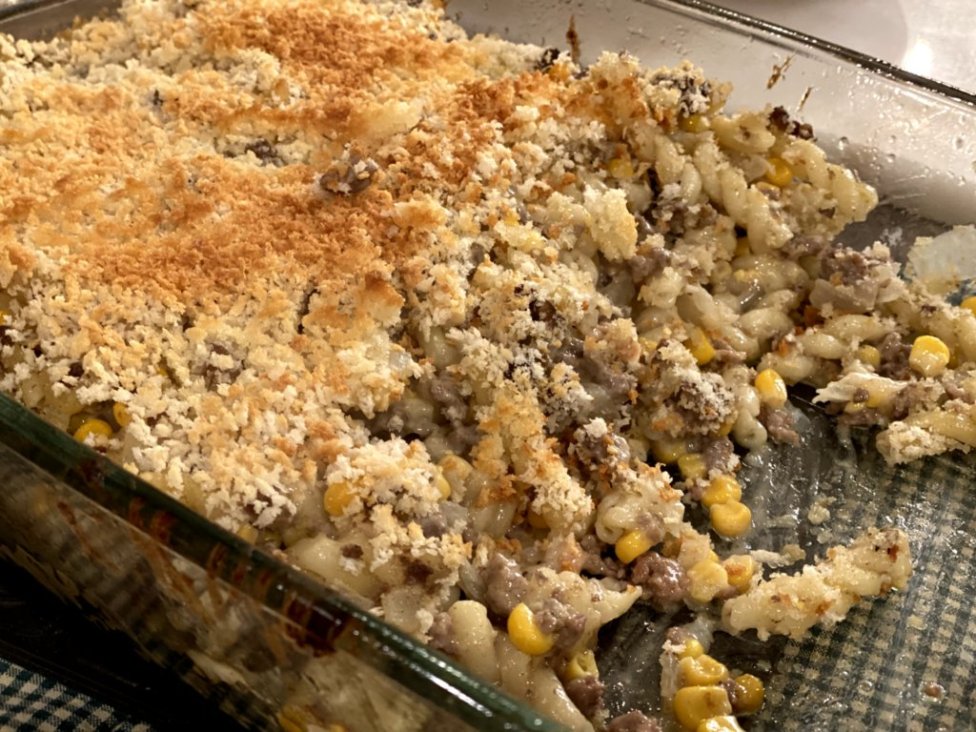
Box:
[3,0,974,728]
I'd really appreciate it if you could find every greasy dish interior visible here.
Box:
[4,0,975,729]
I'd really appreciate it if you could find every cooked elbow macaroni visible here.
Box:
[8,0,974,728]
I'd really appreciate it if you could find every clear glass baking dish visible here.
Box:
[0,1,974,730]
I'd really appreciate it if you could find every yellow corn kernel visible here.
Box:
[962,296,976,316]
[507,603,554,656]
[680,114,709,134]
[909,335,951,377]
[697,716,744,732]
[0,309,8,325]
[702,475,742,508]
[733,237,750,258]
[564,649,599,681]
[673,686,733,731]
[323,481,355,517]
[73,418,114,443]
[236,524,259,543]
[112,402,132,428]
[754,368,788,409]
[527,509,548,529]
[651,438,687,464]
[678,654,730,687]
[710,500,752,538]
[730,674,765,715]
[722,554,756,593]
[678,453,707,481]
[679,638,705,659]
[277,711,306,732]
[687,559,729,603]
[616,530,654,564]
[763,156,793,187]
[608,156,635,179]
[433,471,451,500]
[686,327,716,365]
[856,345,881,369]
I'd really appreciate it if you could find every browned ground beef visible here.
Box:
[630,552,688,608]
[606,710,663,732]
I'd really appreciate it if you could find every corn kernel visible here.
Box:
[651,438,687,464]
[112,402,132,428]
[730,674,765,715]
[722,554,756,593]
[702,475,742,508]
[763,156,793,187]
[962,296,976,316]
[680,114,709,134]
[507,603,554,656]
[677,453,707,481]
[0,309,8,325]
[564,649,599,681]
[616,529,654,564]
[686,326,716,365]
[673,686,733,730]
[710,500,752,538]
[733,237,750,258]
[73,418,114,443]
[856,345,881,369]
[679,638,705,659]
[236,525,259,543]
[754,368,788,408]
[277,711,306,732]
[433,471,452,500]
[608,156,635,179]
[697,716,744,732]
[687,559,729,603]
[527,509,548,529]
[909,335,951,377]
[678,654,730,687]
[323,481,355,517]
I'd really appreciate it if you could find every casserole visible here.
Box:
[0,1,973,730]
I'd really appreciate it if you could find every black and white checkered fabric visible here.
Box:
[0,659,153,732]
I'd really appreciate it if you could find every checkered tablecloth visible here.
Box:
[0,659,153,732]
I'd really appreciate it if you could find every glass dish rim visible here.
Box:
[639,0,976,109]
[0,0,972,730]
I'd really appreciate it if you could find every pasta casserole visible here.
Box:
[4,0,972,728]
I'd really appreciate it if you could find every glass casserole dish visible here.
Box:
[0,0,973,731]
